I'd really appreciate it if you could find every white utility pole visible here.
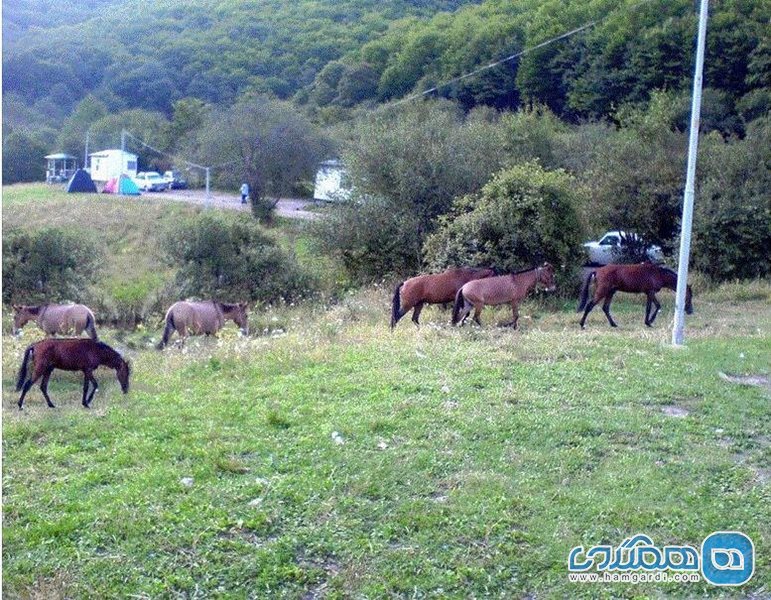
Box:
[672,0,709,346]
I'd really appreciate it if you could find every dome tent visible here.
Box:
[66,169,97,193]
[102,174,140,195]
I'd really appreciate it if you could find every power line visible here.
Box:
[390,22,597,107]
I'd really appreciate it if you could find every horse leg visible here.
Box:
[86,373,99,407]
[644,296,653,326]
[39,367,56,408]
[602,292,618,328]
[509,303,519,329]
[17,376,38,410]
[647,294,662,326]
[579,299,598,329]
[472,305,483,326]
[81,371,92,407]
[18,364,45,410]
[411,302,425,327]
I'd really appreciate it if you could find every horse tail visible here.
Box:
[85,311,98,341]
[157,311,175,350]
[390,282,404,329]
[451,287,465,325]
[577,271,596,312]
[16,345,34,391]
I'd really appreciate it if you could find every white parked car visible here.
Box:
[583,230,663,265]
[133,171,168,192]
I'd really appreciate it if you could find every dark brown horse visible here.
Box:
[452,263,556,328]
[391,267,496,328]
[158,300,249,349]
[13,303,98,340]
[15,338,130,409]
[577,263,693,329]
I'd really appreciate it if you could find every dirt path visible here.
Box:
[154,189,320,220]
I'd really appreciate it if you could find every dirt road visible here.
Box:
[154,189,320,220]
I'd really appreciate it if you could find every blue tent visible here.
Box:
[117,174,140,195]
[66,169,97,193]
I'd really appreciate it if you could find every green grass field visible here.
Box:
[2,185,770,598]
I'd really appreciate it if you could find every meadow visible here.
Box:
[2,186,770,598]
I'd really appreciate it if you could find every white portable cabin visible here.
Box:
[313,159,352,202]
[88,149,138,182]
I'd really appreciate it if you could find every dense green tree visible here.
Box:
[692,117,771,280]
[423,161,586,290]
[56,96,109,158]
[195,95,328,222]
[344,100,509,238]
[2,128,48,184]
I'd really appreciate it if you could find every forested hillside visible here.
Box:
[3,0,479,128]
[3,0,769,282]
[5,0,768,129]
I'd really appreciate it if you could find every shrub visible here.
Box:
[343,100,509,240]
[162,212,315,303]
[2,227,102,304]
[692,117,771,280]
[310,195,422,282]
[423,162,586,293]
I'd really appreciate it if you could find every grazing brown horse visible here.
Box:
[13,303,98,340]
[157,300,249,349]
[452,263,556,328]
[15,338,130,409]
[391,267,496,328]
[577,263,693,329]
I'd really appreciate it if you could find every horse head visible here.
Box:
[117,357,131,394]
[12,305,39,334]
[224,302,249,335]
[537,263,557,292]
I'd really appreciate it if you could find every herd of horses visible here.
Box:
[10,262,692,410]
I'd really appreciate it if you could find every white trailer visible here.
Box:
[88,149,138,182]
[313,159,351,202]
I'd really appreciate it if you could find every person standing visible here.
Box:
[240,182,249,204]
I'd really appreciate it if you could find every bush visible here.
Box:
[310,196,422,282]
[162,212,315,303]
[344,100,509,239]
[692,117,771,280]
[423,162,586,293]
[2,227,102,304]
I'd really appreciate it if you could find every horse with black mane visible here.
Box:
[16,338,130,409]
[577,263,693,329]
[391,267,496,328]
[452,263,556,328]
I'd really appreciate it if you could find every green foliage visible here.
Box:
[89,109,172,170]
[692,117,771,280]
[162,212,314,303]
[310,196,422,282]
[560,91,687,250]
[2,227,102,304]
[501,105,568,167]
[195,95,329,220]
[56,95,109,158]
[2,128,48,184]
[424,162,586,290]
[344,100,509,238]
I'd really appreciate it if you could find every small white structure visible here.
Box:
[313,159,351,202]
[44,153,78,184]
[88,149,138,183]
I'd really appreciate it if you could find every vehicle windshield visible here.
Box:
[599,235,619,246]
